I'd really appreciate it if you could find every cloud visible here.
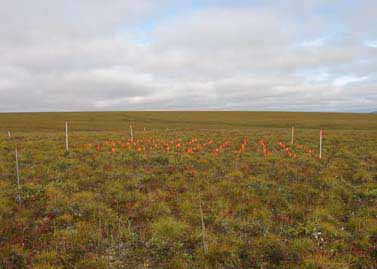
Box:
[0,0,376,112]
[0,0,161,43]
[365,40,377,48]
[333,75,369,87]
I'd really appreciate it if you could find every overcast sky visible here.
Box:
[1,0,376,112]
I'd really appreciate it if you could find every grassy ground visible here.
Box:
[0,112,376,268]
[0,111,376,131]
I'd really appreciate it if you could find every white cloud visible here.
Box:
[0,1,376,112]
[365,40,377,48]
[333,76,369,87]
[298,37,326,48]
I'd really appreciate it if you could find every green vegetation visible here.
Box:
[1,111,376,131]
[0,112,376,268]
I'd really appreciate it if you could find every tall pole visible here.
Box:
[130,124,134,141]
[7,130,21,205]
[65,121,69,151]
[199,197,208,254]
[15,147,21,205]
[291,126,294,145]
[319,128,323,159]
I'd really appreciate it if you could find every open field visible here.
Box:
[1,111,377,131]
[1,112,377,268]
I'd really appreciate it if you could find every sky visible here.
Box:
[0,0,376,112]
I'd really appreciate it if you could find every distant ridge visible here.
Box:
[371,111,377,114]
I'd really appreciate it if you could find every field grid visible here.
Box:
[0,112,376,268]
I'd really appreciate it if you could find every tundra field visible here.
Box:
[0,112,376,268]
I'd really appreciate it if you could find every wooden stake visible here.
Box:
[65,121,69,151]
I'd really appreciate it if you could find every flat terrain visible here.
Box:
[1,111,377,131]
[0,112,376,268]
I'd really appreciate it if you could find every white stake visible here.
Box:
[8,130,11,139]
[65,121,69,151]
[130,124,134,141]
[15,147,21,204]
[199,198,208,254]
[291,126,294,145]
[319,128,323,159]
